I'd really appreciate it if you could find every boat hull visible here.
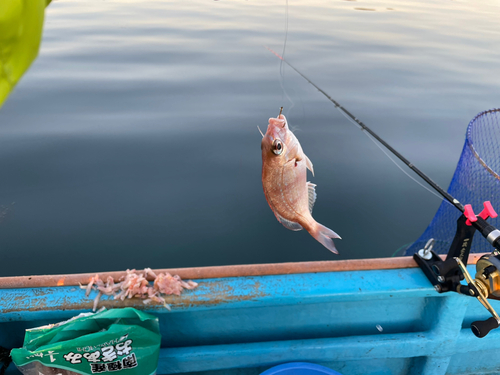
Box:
[1,256,499,375]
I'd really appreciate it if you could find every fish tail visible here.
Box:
[308,221,341,254]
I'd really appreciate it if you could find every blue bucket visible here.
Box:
[260,362,343,375]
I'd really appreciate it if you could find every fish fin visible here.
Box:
[276,212,303,231]
[305,154,314,176]
[257,126,265,138]
[307,182,317,214]
[308,222,341,254]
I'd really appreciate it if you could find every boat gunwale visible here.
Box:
[0,254,485,289]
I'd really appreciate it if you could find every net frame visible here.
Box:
[468,109,500,182]
[406,108,500,255]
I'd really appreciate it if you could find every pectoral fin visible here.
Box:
[276,212,303,231]
[305,154,314,176]
[307,182,317,213]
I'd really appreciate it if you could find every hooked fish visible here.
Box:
[261,113,341,253]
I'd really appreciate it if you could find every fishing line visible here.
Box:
[337,108,450,204]
[280,0,288,79]
[365,131,451,204]
[391,242,413,257]
[278,0,295,115]
[265,46,464,213]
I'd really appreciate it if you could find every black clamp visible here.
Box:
[414,201,500,338]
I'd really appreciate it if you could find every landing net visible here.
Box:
[406,108,500,255]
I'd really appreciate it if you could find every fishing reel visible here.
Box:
[415,201,500,338]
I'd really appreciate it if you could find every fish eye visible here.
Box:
[272,139,283,155]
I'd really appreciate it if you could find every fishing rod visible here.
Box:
[266,46,462,212]
[266,46,500,337]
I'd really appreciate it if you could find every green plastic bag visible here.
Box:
[11,308,161,375]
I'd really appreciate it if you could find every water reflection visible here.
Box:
[0,0,499,276]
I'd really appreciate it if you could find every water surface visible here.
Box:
[0,0,499,276]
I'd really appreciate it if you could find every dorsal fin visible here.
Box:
[307,182,317,213]
[305,154,314,176]
[275,212,303,231]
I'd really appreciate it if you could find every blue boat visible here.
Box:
[1,254,500,375]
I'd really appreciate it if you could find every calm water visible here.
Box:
[0,0,499,276]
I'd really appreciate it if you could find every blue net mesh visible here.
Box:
[405,108,500,255]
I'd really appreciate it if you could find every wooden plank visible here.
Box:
[0,253,486,289]
[0,267,439,319]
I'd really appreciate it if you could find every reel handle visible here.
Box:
[455,257,500,338]
[471,317,500,338]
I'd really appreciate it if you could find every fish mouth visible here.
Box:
[268,117,286,128]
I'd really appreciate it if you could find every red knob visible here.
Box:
[464,204,477,226]
[479,201,498,220]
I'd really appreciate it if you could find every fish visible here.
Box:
[261,113,341,253]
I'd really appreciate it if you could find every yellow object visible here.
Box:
[0,0,50,107]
